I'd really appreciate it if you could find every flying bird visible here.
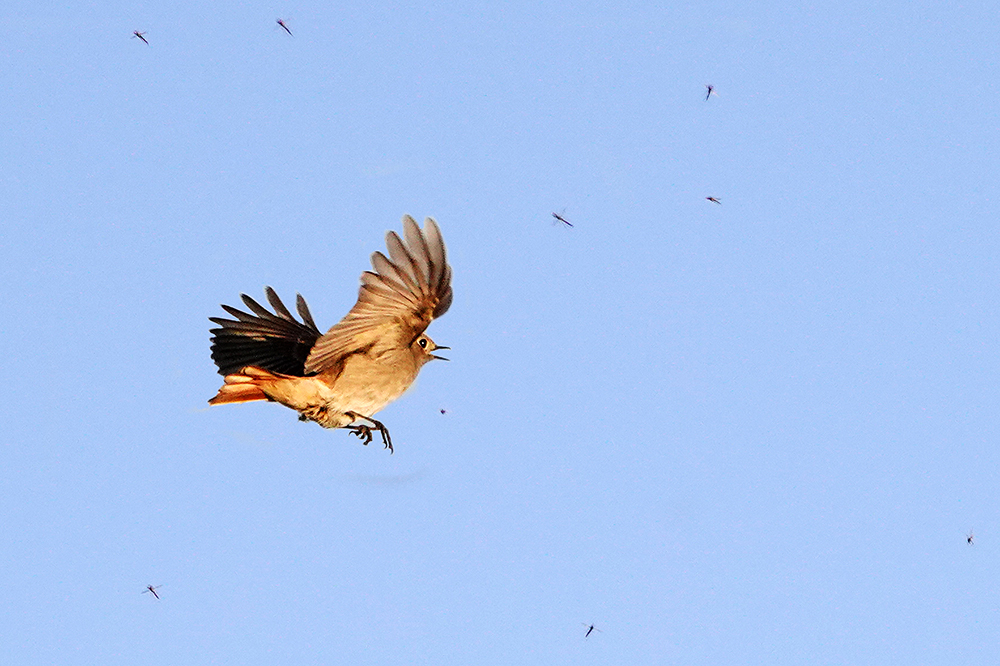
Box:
[551,211,573,227]
[276,19,293,36]
[142,585,161,600]
[582,623,602,638]
[132,31,149,45]
[208,216,453,453]
[968,529,975,545]
[706,197,722,205]
[705,84,717,101]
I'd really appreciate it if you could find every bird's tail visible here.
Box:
[209,366,281,405]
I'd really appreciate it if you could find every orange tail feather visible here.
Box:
[208,367,276,405]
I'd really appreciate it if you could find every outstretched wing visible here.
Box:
[305,216,452,373]
[210,287,322,376]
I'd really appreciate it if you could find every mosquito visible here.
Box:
[705,84,717,101]
[552,211,573,228]
[967,529,975,545]
[142,584,162,600]
[132,31,149,45]
[706,196,722,205]
[582,623,602,638]
[276,19,293,36]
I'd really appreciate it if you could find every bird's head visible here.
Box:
[412,334,449,366]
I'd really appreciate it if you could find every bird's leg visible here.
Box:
[345,413,393,453]
[370,417,393,453]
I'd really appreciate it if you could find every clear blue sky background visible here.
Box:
[2,1,998,663]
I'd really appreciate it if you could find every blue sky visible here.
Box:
[2,1,999,663]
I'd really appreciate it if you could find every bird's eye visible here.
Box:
[419,338,428,348]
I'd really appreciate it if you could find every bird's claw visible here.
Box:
[377,424,393,454]
[348,425,374,446]
[346,415,393,453]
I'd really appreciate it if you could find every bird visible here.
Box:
[551,211,573,227]
[132,30,149,45]
[967,529,975,545]
[706,196,722,205]
[276,19,293,36]
[582,623,602,638]
[705,84,717,101]
[208,216,453,453]
[142,585,161,600]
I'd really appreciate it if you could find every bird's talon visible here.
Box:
[348,425,375,446]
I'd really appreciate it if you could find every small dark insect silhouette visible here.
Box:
[132,31,149,45]
[552,212,573,228]
[582,623,601,638]
[276,19,293,36]
[968,529,975,545]
[706,197,722,205]
[440,409,447,414]
[705,84,716,101]
[142,584,161,600]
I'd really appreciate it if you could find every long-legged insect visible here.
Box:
[552,211,573,227]
[276,19,293,36]
[706,196,722,205]
[132,31,149,45]
[705,84,717,101]
[582,623,602,638]
[142,584,162,600]
[968,529,975,545]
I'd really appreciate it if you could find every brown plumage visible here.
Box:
[208,216,452,452]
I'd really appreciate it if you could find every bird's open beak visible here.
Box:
[432,345,450,361]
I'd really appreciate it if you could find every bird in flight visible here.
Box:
[208,216,453,453]
[967,529,975,545]
[706,196,722,205]
[142,585,161,600]
[582,623,602,638]
[705,84,717,101]
[552,211,573,227]
[276,19,293,36]
[132,31,149,45]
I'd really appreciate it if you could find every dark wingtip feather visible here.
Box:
[210,289,323,376]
